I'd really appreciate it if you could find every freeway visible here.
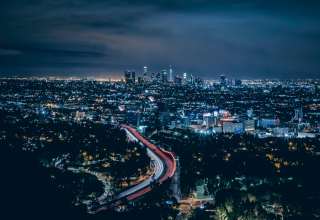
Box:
[115,147,164,199]
[90,125,176,213]
[118,125,176,200]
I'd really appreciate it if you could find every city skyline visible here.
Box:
[1,2,320,218]
[1,0,320,78]
[1,77,320,219]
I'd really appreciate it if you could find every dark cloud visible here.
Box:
[0,0,320,78]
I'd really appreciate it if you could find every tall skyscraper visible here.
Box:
[124,70,136,84]
[143,66,148,74]
[156,72,161,83]
[169,65,174,82]
[131,71,136,83]
[161,69,168,83]
[143,66,148,81]
[190,73,195,85]
[182,72,187,85]
[124,70,131,84]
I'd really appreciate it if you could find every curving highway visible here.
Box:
[115,148,164,199]
[117,125,176,200]
[89,125,176,213]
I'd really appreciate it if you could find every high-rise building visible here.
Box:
[143,66,148,81]
[156,72,161,83]
[235,79,242,86]
[174,75,182,85]
[124,70,131,83]
[161,69,168,83]
[137,76,143,84]
[124,70,136,84]
[169,65,174,82]
[183,72,187,85]
[143,66,148,75]
[131,71,136,83]
[220,75,226,86]
[195,77,203,87]
[190,74,195,85]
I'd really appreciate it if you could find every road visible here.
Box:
[89,125,176,213]
[115,148,164,199]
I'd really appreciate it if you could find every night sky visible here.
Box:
[1,0,320,79]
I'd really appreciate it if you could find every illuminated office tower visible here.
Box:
[161,69,168,83]
[182,72,187,85]
[190,73,195,85]
[143,66,148,81]
[169,65,174,82]
[124,70,136,84]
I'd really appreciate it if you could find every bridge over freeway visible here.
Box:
[89,125,176,214]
